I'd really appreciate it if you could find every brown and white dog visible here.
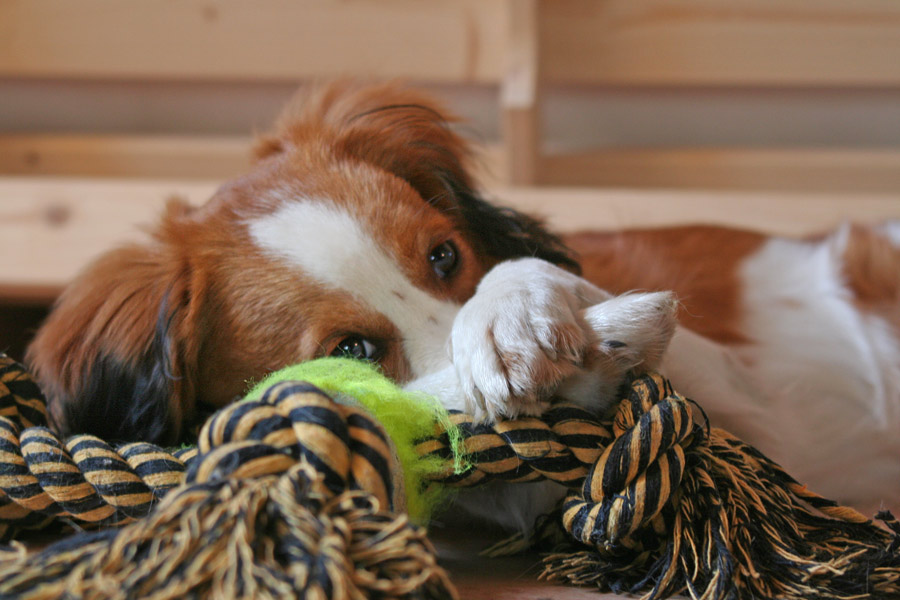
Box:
[26,82,900,529]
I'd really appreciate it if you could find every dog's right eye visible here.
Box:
[331,336,380,361]
[429,241,458,279]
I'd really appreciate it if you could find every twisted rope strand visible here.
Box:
[0,417,195,537]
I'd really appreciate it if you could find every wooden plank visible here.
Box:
[540,0,900,86]
[4,135,899,194]
[539,148,900,194]
[0,134,253,179]
[9,136,900,195]
[0,177,214,302]
[500,186,900,236]
[0,134,506,187]
[2,176,898,302]
[0,0,505,83]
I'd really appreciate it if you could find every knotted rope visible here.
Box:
[418,374,900,599]
[1,354,899,599]
[0,358,453,599]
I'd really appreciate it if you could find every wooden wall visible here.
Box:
[1,0,899,347]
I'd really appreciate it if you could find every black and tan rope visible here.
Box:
[421,374,900,598]
[0,356,196,538]
[0,358,453,599]
[1,353,899,599]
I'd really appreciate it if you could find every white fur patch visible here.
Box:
[733,235,900,509]
[247,200,460,377]
[880,219,900,244]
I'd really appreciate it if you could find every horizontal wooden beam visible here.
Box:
[0,0,505,83]
[6,135,900,194]
[2,176,898,302]
[5,1,898,88]
[0,134,253,180]
[501,186,900,236]
[538,148,900,194]
[540,0,900,87]
[0,134,506,188]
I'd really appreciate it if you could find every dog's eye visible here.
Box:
[331,336,380,361]
[429,241,458,279]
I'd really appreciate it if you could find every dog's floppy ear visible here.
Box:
[26,200,206,444]
[256,80,580,272]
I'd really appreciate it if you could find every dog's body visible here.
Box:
[27,82,900,529]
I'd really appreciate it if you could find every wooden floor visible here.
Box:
[431,525,624,600]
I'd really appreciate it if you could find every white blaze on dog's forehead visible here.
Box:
[247,200,459,376]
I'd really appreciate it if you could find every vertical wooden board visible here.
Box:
[539,0,900,86]
[0,0,505,83]
[501,0,540,185]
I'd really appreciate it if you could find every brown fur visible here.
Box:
[841,224,900,331]
[564,226,765,345]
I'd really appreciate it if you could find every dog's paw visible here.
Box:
[450,258,609,422]
[585,291,679,372]
[557,291,679,412]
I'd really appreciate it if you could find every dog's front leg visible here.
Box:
[446,258,681,422]
[404,365,466,411]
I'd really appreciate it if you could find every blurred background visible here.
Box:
[1,0,899,357]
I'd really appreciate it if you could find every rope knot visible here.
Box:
[563,373,701,548]
[0,368,455,599]
[195,379,403,514]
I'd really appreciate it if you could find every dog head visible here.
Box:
[27,81,578,444]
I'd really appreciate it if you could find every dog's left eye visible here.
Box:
[429,241,458,279]
[331,336,380,361]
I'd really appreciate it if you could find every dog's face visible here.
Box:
[196,147,491,403]
[27,82,577,444]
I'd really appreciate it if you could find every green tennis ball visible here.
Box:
[243,357,465,524]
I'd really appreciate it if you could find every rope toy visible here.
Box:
[0,357,454,599]
[1,354,899,599]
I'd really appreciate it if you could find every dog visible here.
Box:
[26,82,900,530]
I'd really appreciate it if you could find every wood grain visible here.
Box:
[0,134,253,179]
[2,176,897,302]
[6,135,900,194]
[538,148,900,193]
[501,0,540,185]
[540,0,900,86]
[0,0,505,83]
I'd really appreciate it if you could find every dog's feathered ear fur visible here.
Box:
[26,200,205,444]
[256,81,580,272]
